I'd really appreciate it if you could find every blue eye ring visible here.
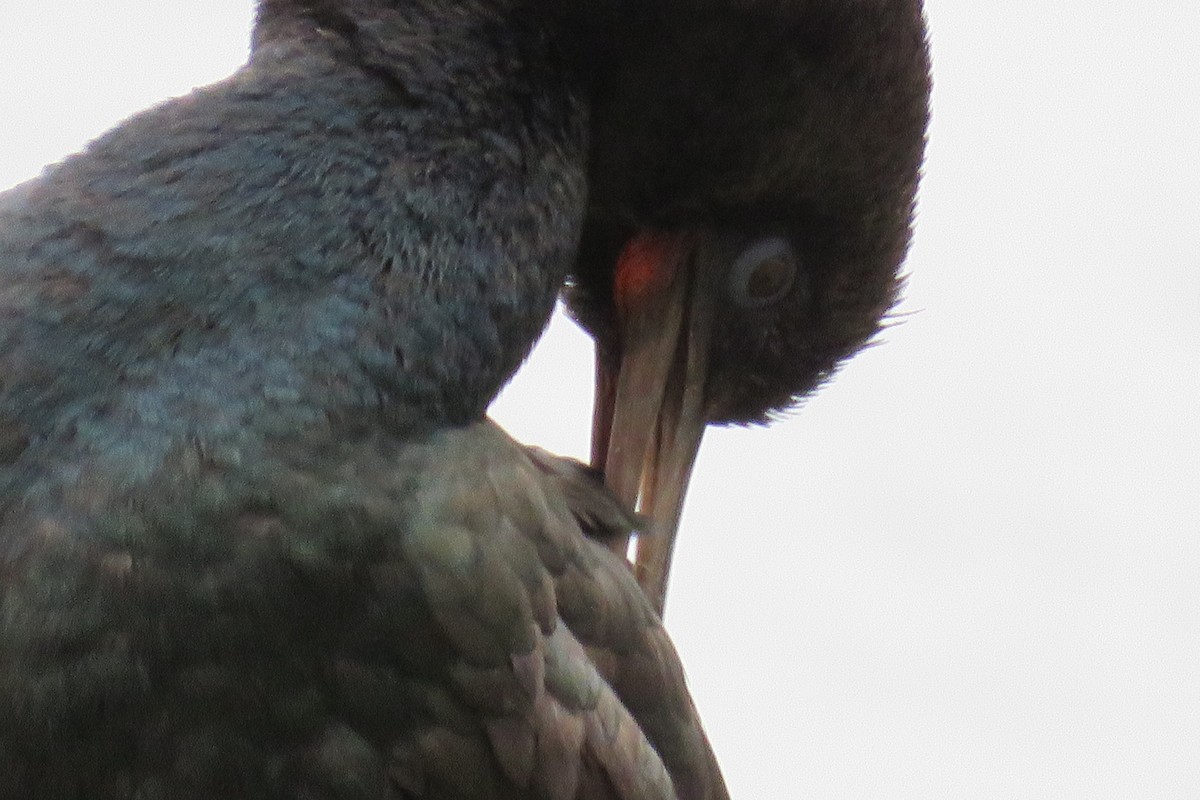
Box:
[727,236,797,308]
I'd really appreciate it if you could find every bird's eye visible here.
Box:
[727,237,798,308]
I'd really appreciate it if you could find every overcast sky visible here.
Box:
[1,3,1197,798]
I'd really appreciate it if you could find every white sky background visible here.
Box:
[1,2,1198,797]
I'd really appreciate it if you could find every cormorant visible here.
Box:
[0,0,929,797]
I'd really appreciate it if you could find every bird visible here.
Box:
[0,1,929,799]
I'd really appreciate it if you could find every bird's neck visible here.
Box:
[1,0,587,500]
[237,0,591,430]
[230,1,591,431]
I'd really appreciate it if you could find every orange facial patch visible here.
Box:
[613,231,685,314]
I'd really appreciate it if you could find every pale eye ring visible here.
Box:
[727,237,798,308]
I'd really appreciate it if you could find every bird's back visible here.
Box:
[1,415,722,799]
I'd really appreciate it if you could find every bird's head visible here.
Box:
[564,0,931,613]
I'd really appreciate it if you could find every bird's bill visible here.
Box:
[591,232,715,617]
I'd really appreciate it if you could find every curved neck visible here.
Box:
[1,0,588,500]
[242,0,591,427]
